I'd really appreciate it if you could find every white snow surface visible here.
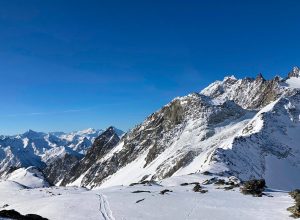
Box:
[0,174,294,220]
[6,166,50,188]
[285,77,300,88]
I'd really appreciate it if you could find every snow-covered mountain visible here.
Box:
[61,67,300,191]
[0,128,123,178]
[1,68,300,192]
[1,68,300,220]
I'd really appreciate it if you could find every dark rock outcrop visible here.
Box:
[241,179,266,197]
[288,189,300,218]
[0,209,48,220]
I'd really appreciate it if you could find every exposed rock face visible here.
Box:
[43,153,82,185]
[61,127,120,187]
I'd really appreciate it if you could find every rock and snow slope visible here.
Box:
[207,93,300,190]
[61,127,121,187]
[61,68,300,191]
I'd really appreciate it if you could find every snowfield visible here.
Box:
[0,174,294,220]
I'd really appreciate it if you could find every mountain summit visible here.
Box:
[288,66,300,78]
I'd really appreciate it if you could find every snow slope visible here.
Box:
[6,167,50,188]
[207,93,300,190]
[0,174,294,220]
[285,77,300,88]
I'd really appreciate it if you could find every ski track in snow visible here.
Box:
[97,194,115,220]
[186,196,198,219]
[185,191,205,220]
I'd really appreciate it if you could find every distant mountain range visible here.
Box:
[0,128,124,178]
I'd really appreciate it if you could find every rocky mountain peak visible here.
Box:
[101,126,116,136]
[201,73,282,110]
[273,75,282,82]
[76,128,96,135]
[288,66,300,78]
[22,129,45,139]
[90,126,120,151]
[223,75,237,82]
[255,73,265,82]
[60,126,121,187]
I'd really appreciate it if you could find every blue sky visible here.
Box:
[1,0,300,134]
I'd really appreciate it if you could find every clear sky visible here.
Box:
[1,0,300,135]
